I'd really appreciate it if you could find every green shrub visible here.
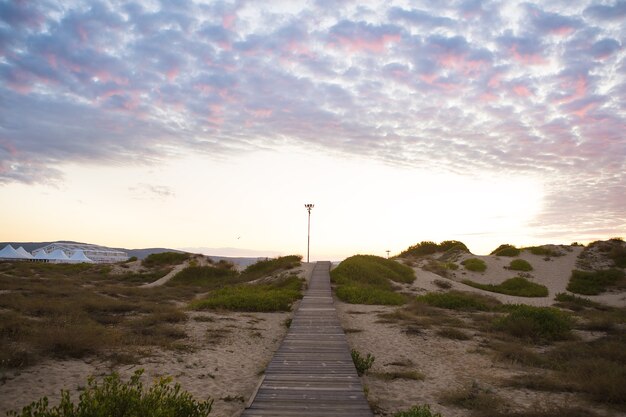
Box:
[351,349,375,376]
[167,266,237,288]
[509,259,533,271]
[493,305,572,342]
[416,291,500,311]
[393,405,442,417]
[609,245,626,267]
[331,255,414,305]
[142,252,190,267]
[567,269,625,295]
[554,293,602,310]
[399,241,469,258]
[240,255,302,280]
[190,277,303,312]
[491,244,520,257]
[462,258,487,272]
[335,285,405,305]
[463,277,548,297]
[7,369,212,417]
[523,246,563,257]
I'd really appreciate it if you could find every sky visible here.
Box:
[0,0,624,261]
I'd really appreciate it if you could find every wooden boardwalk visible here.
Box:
[242,261,373,417]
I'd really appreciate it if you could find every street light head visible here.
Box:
[305,203,314,211]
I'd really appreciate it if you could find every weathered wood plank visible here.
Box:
[241,261,373,417]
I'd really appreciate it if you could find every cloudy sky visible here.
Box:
[0,0,624,260]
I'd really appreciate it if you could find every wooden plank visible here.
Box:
[241,262,373,417]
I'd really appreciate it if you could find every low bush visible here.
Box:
[493,305,572,342]
[523,246,563,257]
[462,258,487,272]
[567,269,625,295]
[351,349,375,376]
[491,244,520,257]
[399,241,469,258]
[190,277,303,312]
[240,255,302,281]
[509,259,533,271]
[373,370,425,381]
[416,291,501,311]
[7,369,213,417]
[554,293,602,311]
[433,279,452,289]
[610,245,626,267]
[393,405,442,417]
[142,252,190,267]
[331,255,414,305]
[167,266,237,288]
[463,277,548,297]
[440,381,502,411]
[335,285,405,305]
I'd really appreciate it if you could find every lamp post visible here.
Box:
[304,203,314,263]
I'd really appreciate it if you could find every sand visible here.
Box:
[1,251,623,416]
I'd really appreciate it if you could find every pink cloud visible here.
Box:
[509,45,546,65]
[333,33,401,53]
[513,84,532,97]
[166,67,179,81]
[222,13,236,30]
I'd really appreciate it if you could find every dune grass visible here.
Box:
[508,259,533,271]
[491,244,521,257]
[393,405,442,417]
[331,255,414,305]
[240,255,302,281]
[567,269,625,295]
[142,251,191,267]
[399,240,469,258]
[461,258,487,272]
[462,277,548,297]
[415,291,501,311]
[190,276,303,312]
[493,305,572,343]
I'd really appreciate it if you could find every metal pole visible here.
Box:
[304,204,314,263]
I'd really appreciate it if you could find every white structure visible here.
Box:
[0,245,29,260]
[69,250,94,263]
[16,247,34,259]
[31,242,128,264]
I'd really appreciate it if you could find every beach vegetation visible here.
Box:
[240,255,302,281]
[440,381,502,411]
[7,369,213,417]
[493,305,572,343]
[433,279,452,289]
[399,241,469,258]
[508,259,533,271]
[393,405,442,417]
[331,255,414,305]
[491,244,520,257]
[190,276,303,312]
[436,327,471,340]
[461,258,487,272]
[351,349,375,376]
[415,291,501,311]
[142,251,190,267]
[372,370,425,381]
[522,246,563,257]
[462,277,548,297]
[167,266,238,288]
[553,293,602,311]
[567,269,625,295]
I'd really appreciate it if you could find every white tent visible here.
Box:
[16,247,34,259]
[33,250,50,260]
[47,249,70,263]
[69,250,94,263]
[0,244,27,260]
